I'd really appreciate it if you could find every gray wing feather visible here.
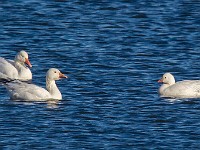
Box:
[5,81,51,100]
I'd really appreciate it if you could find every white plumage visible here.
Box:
[4,68,67,101]
[158,73,200,98]
[0,51,32,81]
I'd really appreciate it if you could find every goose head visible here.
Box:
[46,68,67,81]
[15,50,32,67]
[158,73,175,85]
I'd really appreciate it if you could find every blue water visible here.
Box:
[0,0,200,149]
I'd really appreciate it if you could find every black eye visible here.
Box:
[165,77,167,79]
[54,71,57,73]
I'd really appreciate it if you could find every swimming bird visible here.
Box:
[0,50,32,81]
[4,68,67,101]
[158,73,200,98]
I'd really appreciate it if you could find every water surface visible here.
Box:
[0,0,200,149]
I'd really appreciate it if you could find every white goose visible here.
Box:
[0,50,32,81]
[158,73,200,98]
[4,68,67,101]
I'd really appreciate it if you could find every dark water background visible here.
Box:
[0,0,200,149]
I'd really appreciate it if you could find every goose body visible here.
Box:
[4,68,67,101]
[0,51,32,81]
[158,73,200,98]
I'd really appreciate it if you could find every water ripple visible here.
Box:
[0,0,200,149]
